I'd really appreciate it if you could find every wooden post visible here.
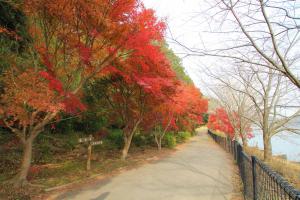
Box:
[87,143,92,171]
[78,135,102,171]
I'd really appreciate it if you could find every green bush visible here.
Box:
[53,112,107,135]
[163,133,176,148]
[105,129,124,149]
[34,132,80,164]
[63,133,80,150]
[54,116,77,135]
[190,131,196,137]
[0,131,83,175]
[81,112,107,134]
[176,131,192,143]
[132,133,145,147]
[132,133,154,147]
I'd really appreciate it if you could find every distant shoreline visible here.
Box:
[248,131,300,162]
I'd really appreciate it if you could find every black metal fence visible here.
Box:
[208,130,300,200]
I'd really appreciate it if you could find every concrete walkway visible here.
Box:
[54,130,236,200]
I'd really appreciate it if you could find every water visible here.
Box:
[248,131,300,162]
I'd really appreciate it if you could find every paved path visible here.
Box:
[54,130,236,200]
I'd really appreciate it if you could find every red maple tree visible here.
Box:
[0,0,163,186]
[208,108,235,138]
[143,83,208,150]
[208,108,253,145]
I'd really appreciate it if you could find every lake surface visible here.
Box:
[248,131,300,162]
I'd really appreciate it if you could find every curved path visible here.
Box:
[54,130,237,200]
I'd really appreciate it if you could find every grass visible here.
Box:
[244,146,300,190]
[0,129,194,199]
[29,146,163,188]
[230,165,244,200]
[0,145,174,199]
[207,128,300,194]
[31,160,87,188]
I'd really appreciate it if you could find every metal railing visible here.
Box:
[208,130,300,200]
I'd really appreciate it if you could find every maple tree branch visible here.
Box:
[32,112,58,139]
[3,119,26,144]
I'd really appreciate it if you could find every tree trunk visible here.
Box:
[263,135,272,162]
[154,133,162,151]
[121,132,134,160]
[241,134,248,147]
[14,138,33,187]
[158,137,162,151]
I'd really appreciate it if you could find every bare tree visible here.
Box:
[205,65,300,161]
[172,0,300,88]
[209,84,255,146]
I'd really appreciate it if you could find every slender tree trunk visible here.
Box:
[154,133,162,151]
[121,120,142,160]
[121,132,134,160]
[154,117,172,151]
[263,134,272,162]
[241,133,248,147]
[10,128,45,187]
[158,137,162,151]
[14,138,33,187]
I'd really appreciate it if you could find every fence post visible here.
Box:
[227,137,230,152]
[208,129,300,199]
[252,156,257,200]
[236,143,242,164]
[233,141,236,160]
[230,140,233,154]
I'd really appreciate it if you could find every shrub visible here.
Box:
[132,133,154,147]
[54,115,77,135]
[34,132,80,164]
[105,129,124,149]
[176,131,191,143]
[190,130,198,136]
[163,133,176,148]
[81,112,107,134]
[132,133,146,147]
[52,112,107,135]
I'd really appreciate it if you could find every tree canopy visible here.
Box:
[0,0,208,187]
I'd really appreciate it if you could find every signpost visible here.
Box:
[78,135,103,171]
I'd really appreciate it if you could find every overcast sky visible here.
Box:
[142,1,300,97]
[142,0,214,94]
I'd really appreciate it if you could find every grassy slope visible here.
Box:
[208,129,300,190]
[244,146,300,190]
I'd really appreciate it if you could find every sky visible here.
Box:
[142,0,213,94]
[142,0,300,107]
[142,0,300,96]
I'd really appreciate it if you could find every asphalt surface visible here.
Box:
[54,129,236,200]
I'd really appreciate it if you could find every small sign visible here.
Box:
[78,136,94,143]
[91,141,103,146]
[77,135,102,171]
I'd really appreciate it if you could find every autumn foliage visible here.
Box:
[208,108,235,138]
[0,0,208,186]
[208,108,253,140]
